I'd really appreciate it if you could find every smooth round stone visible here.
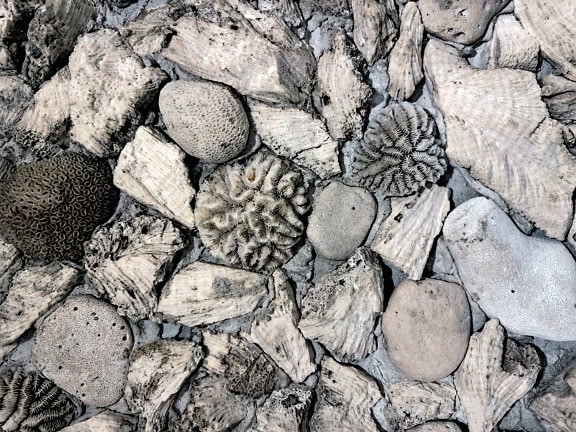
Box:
[33,295,134,407]
[307,182,376,260]
[382,278,471,382]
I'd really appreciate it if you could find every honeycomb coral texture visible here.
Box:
[0,368,78,432]
[195,151,308,272]
[0,153,119,260]
[349,102,447,196]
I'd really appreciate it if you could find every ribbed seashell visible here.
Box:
[348,102,447,197]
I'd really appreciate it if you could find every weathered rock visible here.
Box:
[351,0,398,64]
[540,75,576,126]
[307,181,376,260]
[424,39,576,239]
[68,29,166,157]
[249,384,313,432]
[244,270,316,383]
[489,14,539,72]
[24,0,94,86]
[515,0,576,81]
[310,356,382,432]
[114,127,196,230]
[314,32,371,141]
[454,320,541,432]
[0,263,80,349]
[0,76,33,130]
[371,185,450,280]
[385,381,458,430]
[299,248,385,362]
[33,295,134,407]
[60,411,138,432]
[530,362,576,432]
[85,216,186,322]
[248,102,341,179]
[125,340,204,432]
[0,237,21,300]
[159,80,249,163]
[443,197,576,341]
[163,2,315,104]
[0,368,81,432]
[382,278,471,381]
[408,421,463,432]
[16,67,70,144]
[419,0,510,45]
[387,2,424,100]
[157,262,268,327]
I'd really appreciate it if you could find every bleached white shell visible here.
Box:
[351,0,398,64]
[488,14,539,72]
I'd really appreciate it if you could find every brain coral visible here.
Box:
[0,367,80,432]
[0,153,119,260]
[348,102,447,196]
[195,151,309,272]
[159,80,249,163]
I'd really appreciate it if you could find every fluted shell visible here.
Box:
[195,150,309,273]
[0,368,80,432]
[454,320,541,432]
[348,102,446,196]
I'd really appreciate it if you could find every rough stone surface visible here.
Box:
[0,236,21,300]
[382,278,471,381]
[408,421,463,432]
[33,295,134,407]
[419,0,510,45]
[443,197,576,341]
[159,80,249,163]
[307,181,376,260]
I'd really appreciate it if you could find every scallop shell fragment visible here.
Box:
[454,319,541,432]
[488,14,539,72]
[515,0,576,81]
[387,2,424,100]
[60,411,138,432]
[424,39,576,239]
[351,0,398,65]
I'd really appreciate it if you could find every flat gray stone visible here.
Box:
[382,278,471,382]
[307,181,376,260]
[443,197,576,341]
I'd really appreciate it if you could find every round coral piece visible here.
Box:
[159,80,249,163]
[195,151,309,272]
[0,153,119,260]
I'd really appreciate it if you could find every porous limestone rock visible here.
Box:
[157,262,268,327]
[443,197,576,341]
[68,29,166,157]
[114,127,196,229]
[159,80,249,163]
[382,278,471,382]
[33,295,134,407]
[419,0,510,45]
[244,270,316,383]
[0,263,81,349]
[299,248,385,362]
[424,39,576,239]
[307,181,376,260]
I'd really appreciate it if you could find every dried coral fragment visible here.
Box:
[348,102,447,196]
[0,368,81,432]
[454,319,541,432]
[0,153,119,261]
[195,151,309,272]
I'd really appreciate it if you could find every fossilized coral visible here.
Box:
[195,151,309,272]
[0,152,119,261]
[0,368,80,432]
[348,102,447,196]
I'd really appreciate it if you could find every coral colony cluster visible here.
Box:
[0,0,576,431]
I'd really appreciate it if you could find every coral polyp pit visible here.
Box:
[0,153,119,261]
[195,151,309,273]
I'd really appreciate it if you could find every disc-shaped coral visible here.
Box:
[0,153,119,261]
[0,368,81,432]
[195,151,309,272]
[348,102,447,196]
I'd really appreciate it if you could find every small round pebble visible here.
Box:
[159,80,249,163]
[307,182,376,260]
[382,278,471,382]
[32,295,134,407]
